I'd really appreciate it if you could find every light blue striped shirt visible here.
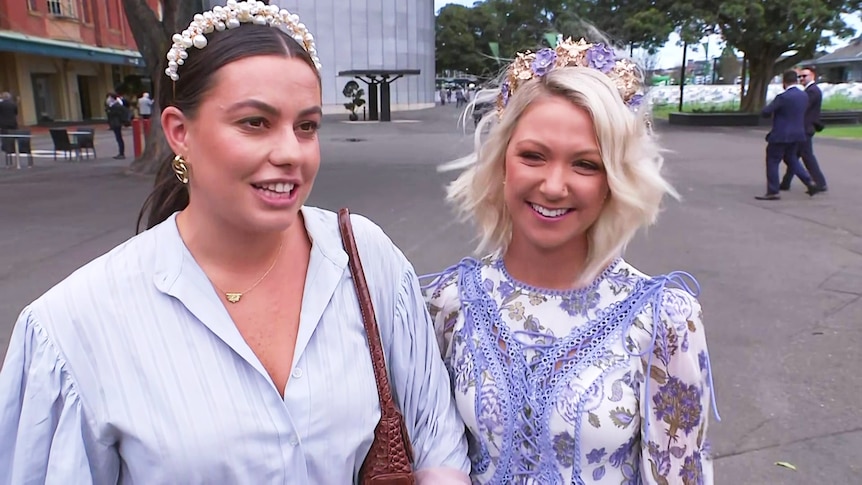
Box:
[0,207,469,484]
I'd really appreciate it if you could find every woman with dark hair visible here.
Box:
[0,2,469,483]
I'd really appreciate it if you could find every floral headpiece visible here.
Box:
[497,37,644,116]
[165,0,321,81]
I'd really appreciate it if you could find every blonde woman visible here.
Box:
[424,38,719,484]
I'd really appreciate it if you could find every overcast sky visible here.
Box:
[433,0,862,69]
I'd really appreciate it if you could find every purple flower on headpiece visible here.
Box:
[586,43,616,73]
[531,48,557,77]
[627,93,644,109]
[501,80,511,106]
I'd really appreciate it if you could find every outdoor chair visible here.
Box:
[49,128,80,161]
[76,128,97,159]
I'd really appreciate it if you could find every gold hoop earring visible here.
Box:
[172,155,189,184]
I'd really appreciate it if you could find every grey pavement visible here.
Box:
[2,105,861,484]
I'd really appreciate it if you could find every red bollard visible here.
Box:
[132,119,144,158]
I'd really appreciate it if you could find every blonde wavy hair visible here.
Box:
[442,67,678,286]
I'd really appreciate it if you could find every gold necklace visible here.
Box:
[215,241,283,303]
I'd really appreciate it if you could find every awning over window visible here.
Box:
[0,30,144,67]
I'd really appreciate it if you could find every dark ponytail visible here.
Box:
[136,154,189,232]
[136,23,319,233]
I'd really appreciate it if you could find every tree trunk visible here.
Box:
[740,53,777,113]
[122,0,201,175]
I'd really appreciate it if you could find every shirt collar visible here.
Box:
[298,206,349,268]
[151,208,348,287]
[150,208,349,375]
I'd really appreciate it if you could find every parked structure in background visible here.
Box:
[807,36,862,83]
[0,0,156,126]
[257,0,436,114]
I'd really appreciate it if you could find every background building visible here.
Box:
[808,36,862,83]
[0,0,156,126]
[271,0,436,116]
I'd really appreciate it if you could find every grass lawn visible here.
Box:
[819,124,862,140]
[651,102,740,120]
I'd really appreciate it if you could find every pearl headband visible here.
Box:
[165,0,321,81]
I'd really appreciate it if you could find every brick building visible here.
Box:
[0,0,157,125]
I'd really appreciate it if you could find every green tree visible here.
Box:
[702,0,861,111]
[714,45,741,84]
[434,0,705,81]
[121,0,205,174]
[579,0,681,52]
[436,5,488,75]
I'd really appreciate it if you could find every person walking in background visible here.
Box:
[137,92,154,119]
[0,91,19,161]
[756,70,822,200]
[117,93,132,126]
[780,66,827,192]
[0,92,18,130]
[106,93,127,159]
[455,87,466,108]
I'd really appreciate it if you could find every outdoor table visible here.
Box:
[0,133,33,170]
[67,131,95,160]
[68,131,91,142]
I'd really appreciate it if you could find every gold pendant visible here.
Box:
[225,292,242,303]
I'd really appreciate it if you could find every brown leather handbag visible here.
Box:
[338,208,417,485]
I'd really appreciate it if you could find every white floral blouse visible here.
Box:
[424,256,718,485]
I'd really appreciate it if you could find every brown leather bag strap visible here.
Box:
[338,208,399,416]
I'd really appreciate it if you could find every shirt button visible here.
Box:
[291,368,303,379]
[289,436,299,447]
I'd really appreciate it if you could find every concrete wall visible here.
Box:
[269,0,436,115]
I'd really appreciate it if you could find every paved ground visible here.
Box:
[2,105,861,484]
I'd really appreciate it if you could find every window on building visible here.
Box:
[28,0,38,11]
[46,0,77,18]
[80,0,91,23]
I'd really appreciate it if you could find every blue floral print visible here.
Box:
[425,257,716,484]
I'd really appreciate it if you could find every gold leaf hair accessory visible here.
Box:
[497,36,644,116]
[164,0,321,81]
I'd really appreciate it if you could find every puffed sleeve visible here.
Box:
[0,307,117,485]
[639,289,715,485]
[390,267,470,484]
[423,270,461,362]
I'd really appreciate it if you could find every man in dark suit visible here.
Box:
[756,70,822,200]
[0,92,19,156]
[106,93,128,160]
[780,66,827,192]
[0,92,18,130]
